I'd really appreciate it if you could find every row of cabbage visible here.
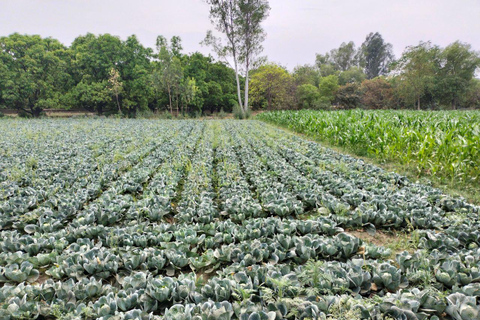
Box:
[0,119,478,319]
[0,120,187,226]
[224,122,479,240]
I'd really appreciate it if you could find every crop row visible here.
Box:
[0,119,479,319]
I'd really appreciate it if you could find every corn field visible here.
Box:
[257,110,480,187]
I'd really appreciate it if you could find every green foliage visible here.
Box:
[318,75,339,103]
[315,41,359,78]
[135,108,157,119]
[69,33,125,114]
[233,103,246,119]
[313,35,479,110]
[315,53,338,77]
[465,79,480,109]
[153,36,184,115]
[436,41,480,109]
[338,67,366,85]
[183,53,237,114]
[393,42,440,110]
[393,41,480,110]
[250,64,294,110]
[358,32,395,79]
[0,33,239,117]
[297,84,320,109]
[0,33,70,117]
[293,64,320,87]
[217,108,227,119]
[330,41,358,72]
[2,31,479,117]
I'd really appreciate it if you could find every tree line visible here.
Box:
[1,31,479,117]
[249,33,480,111]
[0,33,239,117]
[0,0,272,118]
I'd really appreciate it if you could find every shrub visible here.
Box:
[360,78,394,109]
[297,84,320,109]
[233,103,246,119]
[217,108,227,119]
[136,108,156,119]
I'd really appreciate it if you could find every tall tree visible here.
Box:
[318,75,339,103]
[297,84,320,109]
[154,36,184,115]
[69,33,124,114]
[393,42,439,109]
[358,32,394,79]
[334,83,361,109]
[0,57,7,110]
[436,41,480,109]
[108,68,123,113]
[315,53,336,77]
[315,42,361,77]
[178,78,199,116]
[330,41,357,71]
[360,78,394,109]
[182,52,237,114]
[249,63,294,109]
[338,67,366,85]
[0,34,70,117]
[120,35,154,116]
[293,64,320,86]
[69,79,110,114]
[465,79,480,109]
[237,0,270,113]
[204,0,270,117]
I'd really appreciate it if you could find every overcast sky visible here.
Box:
[1,0,480,69]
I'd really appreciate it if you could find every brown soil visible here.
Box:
[347,229,399,247]
[35,271,50,285]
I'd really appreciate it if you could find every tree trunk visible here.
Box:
[244,68,250,115]
[268,90,272,110]
[417,97,420,110]
[227,11,242,109]
[115,92,121,113]
[167,85,173,115]
[30,105,42,118]
[176,95,179,117]
[233,58,243,109]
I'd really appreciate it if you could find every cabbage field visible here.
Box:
[0,119,479,319]
[256,110,480,196]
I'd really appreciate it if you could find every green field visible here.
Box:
[0,119,479,319]
[257,110,480,203]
